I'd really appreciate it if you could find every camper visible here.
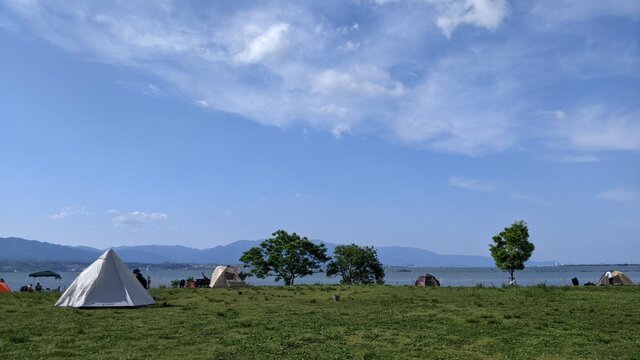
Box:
[55,249,155,308]
[209,266,248,288]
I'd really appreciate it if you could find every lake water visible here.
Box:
[2,265,638,292]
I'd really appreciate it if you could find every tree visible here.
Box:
[489,220,535,284]
[326,244,385,285]
[239,230,329,286]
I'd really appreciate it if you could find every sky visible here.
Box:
[0,0,639,264]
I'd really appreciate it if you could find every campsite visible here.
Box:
[1,248,638,358]
[0,285,638,359]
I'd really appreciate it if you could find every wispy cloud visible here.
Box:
[429,0,510,38]
[234,23,290,64]
[449,176,495,192]
[596,188,640,203]
[554,154,602,163]
[540,110,566,120]
[552,106,640,152]
[47,207,90,220]
[111,211,169,226]
[294,192,313,199]
[2,1,637,156]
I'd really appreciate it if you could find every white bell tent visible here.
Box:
[55,248,155,308]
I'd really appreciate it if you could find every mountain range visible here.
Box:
[0,237,555,267]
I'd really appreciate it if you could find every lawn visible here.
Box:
[1,285,639,359]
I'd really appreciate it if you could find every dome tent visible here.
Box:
[56,249,155,308]
[596,271,634,286]
[415,273,441,287]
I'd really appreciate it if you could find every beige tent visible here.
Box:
[596,271,634,286]
[56,249,155,307]
[209,266,247,288]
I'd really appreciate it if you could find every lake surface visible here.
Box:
[2,265,638,292]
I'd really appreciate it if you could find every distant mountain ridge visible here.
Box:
[0,237,555,267]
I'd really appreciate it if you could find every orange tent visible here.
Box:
[0,282,11,293]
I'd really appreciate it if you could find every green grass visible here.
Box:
[1,286,639,359]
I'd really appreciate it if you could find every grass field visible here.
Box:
[1,285,639,359]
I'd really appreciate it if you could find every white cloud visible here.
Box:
[528,1,640,27]
[195,99,210,108]
[111,211,169,226]
[331,123,351,139]
[449,176,495,192]
[294,192,313,199]
[553,106,640,152]
[554,154,602,163]
[540,110,566,120]
[429,0,510,38]
[234,23,290,64]
[312,68,404,97]
[47,207,90,220]
[596,188,640,203]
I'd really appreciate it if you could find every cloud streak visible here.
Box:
[3,1,638,156]
[449,176,495,192]
[47,207,90,220]
[596,188,640,203]
[111,211,169,226]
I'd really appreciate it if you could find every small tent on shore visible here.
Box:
[209,266,247,288]
[596,271,634,286]
[0,282,11,293]
[55,249,155,308]
[415,273,441,287]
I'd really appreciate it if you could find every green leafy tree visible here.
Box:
[239,230,329,286]
[326,244,385,284]
[489,220,535,284]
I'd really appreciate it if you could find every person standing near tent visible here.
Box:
[146,276,151,290]
[605,271,613,285]
[133,269,147,289]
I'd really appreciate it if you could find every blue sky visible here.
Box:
[0,1,638,264]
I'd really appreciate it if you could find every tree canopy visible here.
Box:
[239,230,329,286]
[326,244,385,285]
[489,220,535,284]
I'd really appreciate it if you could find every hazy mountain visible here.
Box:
[112,245,205,263]
[0,237,554,267]
[0,237,100,262]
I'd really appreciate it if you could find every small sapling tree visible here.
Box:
[489,220,535,284]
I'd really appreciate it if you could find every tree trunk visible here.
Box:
[509,270,515,283]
